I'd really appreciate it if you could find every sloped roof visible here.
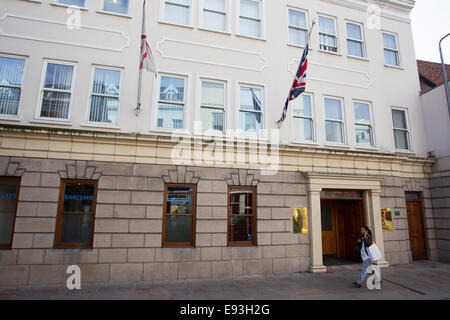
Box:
[417,59,450,87]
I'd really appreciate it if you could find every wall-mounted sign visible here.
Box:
[0,193,16,199]
[381,208,393,232]
[293,208,308,234]
[64,194,93,201]
[167,197,192,203]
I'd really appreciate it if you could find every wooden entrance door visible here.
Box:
[321,200,337,255]
[335,200,363,261]
[406,193,427,260]
[321,199,363,261]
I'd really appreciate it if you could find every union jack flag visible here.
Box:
[277,40,309,125]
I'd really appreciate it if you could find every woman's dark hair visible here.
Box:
[362,225,372,236]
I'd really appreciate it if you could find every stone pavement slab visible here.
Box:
[0,261,449,300]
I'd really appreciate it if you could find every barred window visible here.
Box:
[0,57,25,116]
[89,68,121,125]
[39,61,75,120]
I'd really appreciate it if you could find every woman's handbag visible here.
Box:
[367,243,382,262]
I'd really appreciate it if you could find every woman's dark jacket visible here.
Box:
[356,234,373,255]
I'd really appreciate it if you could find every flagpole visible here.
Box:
[135,0,146,117]
[136,63,143,117]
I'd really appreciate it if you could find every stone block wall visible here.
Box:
[0,156,310,286]
[380,176,438,264]
[429,172,450,262]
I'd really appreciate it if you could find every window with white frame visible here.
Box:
[383,32,400,67]
[39,61,75,120]
[354,101,374,146]
[88,68,121,124]
[0,57,25,116]
[288,8,308,47]
[102,0,129,15]
[201,80,226,132]
[346,22,365,58]
[239,85,263,135]
[157,75,186,129]
[324,97,344,143]
[239,0,262,38]
[292,94,314,142]
[319,16,338,53]
[203,0,227,32]
[392,108,410,150]
[164,0,191,26]
[58,0,85,7]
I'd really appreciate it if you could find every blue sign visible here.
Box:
[0,193,16,199]
[168,197,192,203]
[247,234,252,241]
[64,194,93,201]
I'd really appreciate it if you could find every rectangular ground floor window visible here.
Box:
[228,186,256,246]
[54,179,98,249]
[0,177,20,249]
[162,184,197,247]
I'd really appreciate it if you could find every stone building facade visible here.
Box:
[0,0,445,286]
[0,128,436,285]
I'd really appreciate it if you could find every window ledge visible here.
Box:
[324,143,350,149]
[394,149,415,155]
[198,27,231,35]
[347,55,369,62]
[0,116,21,122]
[96,10,132,19]
[287,43,309,50]
[193,131,227,139]
[384,64,404,70]
[29,119,72,126]
[50,3,88,10]
[355,145,379,152]
[318,49,342,56]
[80,122,121,130]
[149,128,191,136]
[290,140,318,147]
[158,20,195,30]
[235,34,266,42]
[234,134,268,142]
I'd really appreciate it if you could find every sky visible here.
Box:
[410,0,450,63]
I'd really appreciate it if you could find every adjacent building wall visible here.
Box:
[421,83,450,262]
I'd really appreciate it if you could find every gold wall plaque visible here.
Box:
[293,208,308,234]
[381,208,393,231]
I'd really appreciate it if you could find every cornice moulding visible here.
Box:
[320,0,414,23]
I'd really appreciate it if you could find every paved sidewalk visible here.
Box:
[0,261,449,300]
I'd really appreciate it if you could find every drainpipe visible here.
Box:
[439,33,450,119]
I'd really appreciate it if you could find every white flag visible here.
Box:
[140,0,157,73]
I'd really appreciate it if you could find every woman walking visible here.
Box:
[353,225,373,288]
